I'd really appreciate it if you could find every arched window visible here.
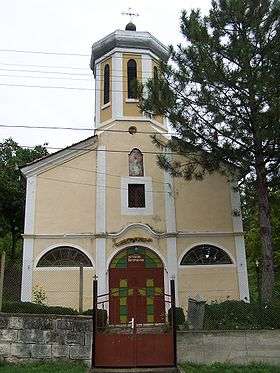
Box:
[127,59,137,98]
[129,148,144,176]
[103,64,110,105]
[180,245,232,266]
[37,247,93,267]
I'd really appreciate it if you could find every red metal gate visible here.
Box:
[91,279,177,368]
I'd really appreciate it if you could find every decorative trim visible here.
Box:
[95,116,168,134]
[24,176,37,234]
[166,237,179,305]
[230,182,250,301]
[21,238,34,302]
[107,242,168,273]
[96,145,106,233]
[114,237,153,247]
[33,242,95,268]
[34,267,93,272]
[101,102,111,110]
[95,64,101,126]
[164,170,176,233]
[178,242,236,267]
[112,52,123,118]
[96,238,107,296]
[21,136,98,177]
[21,174,37,302]
[121,176,153,215]
[91,38,166,67]
[125,98,139,103]
[23,229,245,240]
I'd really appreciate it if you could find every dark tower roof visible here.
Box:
[125,22,136,31]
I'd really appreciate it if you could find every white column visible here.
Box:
[95,145,107,295]
[164,170,179,304]
[21,176,36,301]
[95,63,101,127]
[230,182,250,301]
[112,52,123,119]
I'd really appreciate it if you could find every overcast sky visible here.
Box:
[0,0,210,151]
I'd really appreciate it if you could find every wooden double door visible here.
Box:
[109,246,165,324]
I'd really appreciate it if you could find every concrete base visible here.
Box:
[89,368,178,373]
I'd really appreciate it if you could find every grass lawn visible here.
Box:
[181,362,280,372]
[0,361,87,373]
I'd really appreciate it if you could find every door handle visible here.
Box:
[128,317,135,330]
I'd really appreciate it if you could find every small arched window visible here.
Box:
[37,247,93,267]
[180,245,232,266]
[129,148,144,176]
[127,59,137,98]
[103,64,110,105]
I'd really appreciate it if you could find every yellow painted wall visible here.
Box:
[100,57,112,123]
[33,268,94,311]
[123,53,142,117]
[35,150,97,234]
[174,173,234,232]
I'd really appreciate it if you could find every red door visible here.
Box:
[109,246,165,324]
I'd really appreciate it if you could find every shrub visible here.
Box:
[83,308,107,327]
[203,300,280,330]
[2,301,78,315]
[168,307,185,326]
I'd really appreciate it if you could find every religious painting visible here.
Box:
[129,148,144,176]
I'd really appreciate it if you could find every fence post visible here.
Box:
[91,276,98,368]
[79,265,84,314]
[170,278,177,367]
[0,252,6,312]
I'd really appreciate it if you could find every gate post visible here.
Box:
[91,277,98,369]
[170,279,177,367]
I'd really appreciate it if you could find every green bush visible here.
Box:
[83,308,107,327]
[203,300,280,330]
[2,302,78,315]
[168,307,185,326]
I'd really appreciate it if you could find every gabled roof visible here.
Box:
[21,135,98,178]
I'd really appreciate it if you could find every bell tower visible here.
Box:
[90,23,169,131]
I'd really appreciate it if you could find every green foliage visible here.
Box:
[32,285,47,305]
[203,300,280,330]
[139,0,280,302]
[0,361,86,373]
[181,362,280,372]
[168,306,186,325]
[0,139,48,259]
[2,301,78,315]
[82,308,107,327]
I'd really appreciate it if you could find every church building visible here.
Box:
[20,22,249,323]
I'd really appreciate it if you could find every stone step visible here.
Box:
[89,368,179,373]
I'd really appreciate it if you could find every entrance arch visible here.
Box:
[109,246,165,324]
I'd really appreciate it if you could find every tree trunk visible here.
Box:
[255,158,274,303]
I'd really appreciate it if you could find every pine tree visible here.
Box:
[139,0,280,302]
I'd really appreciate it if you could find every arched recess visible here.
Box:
[103,64,110,105]
[179,243,235,267]
[129,148,144,176]
[35,243,94,268]
[108,245,166,324]
[127,59,137,98]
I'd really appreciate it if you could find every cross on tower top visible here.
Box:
[121,7,139,22]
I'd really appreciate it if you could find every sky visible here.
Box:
[0,0,210,151]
